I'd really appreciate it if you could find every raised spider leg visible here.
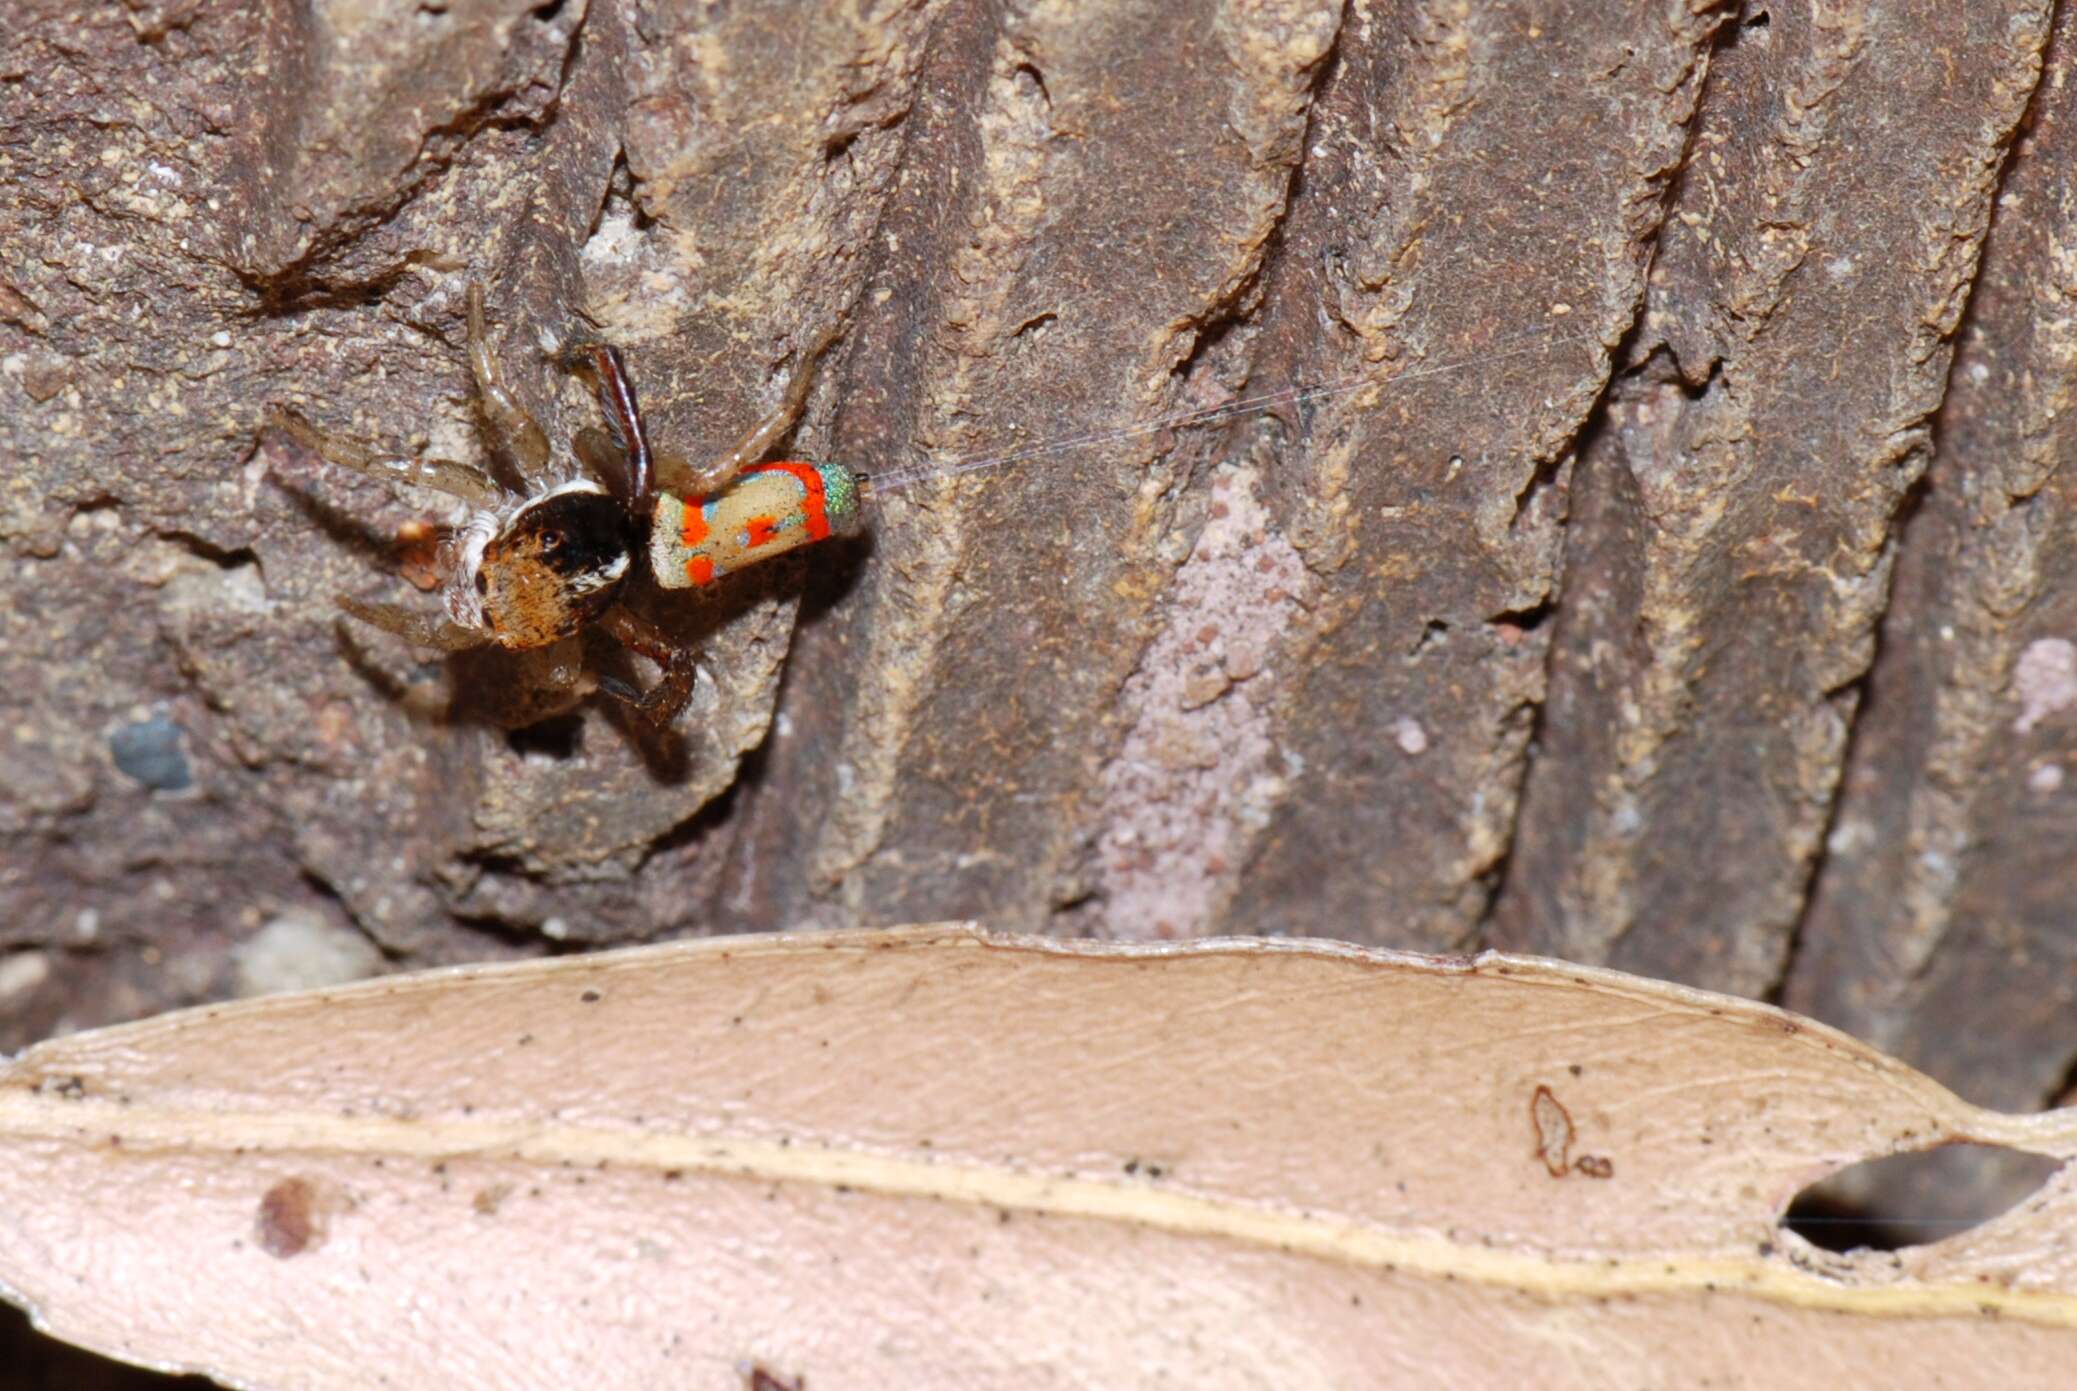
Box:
[662,320,843,499]
[269,408,502,507]
[465,281,554,484]
[336,596,487,652]
[573,424,635,510]
[597,605,698,727]
[564,342,654,514]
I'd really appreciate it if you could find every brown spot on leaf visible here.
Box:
[256,1177,323,1257]
[1531,1084,1574,1178]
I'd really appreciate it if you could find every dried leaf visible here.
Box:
[1,926,2073,1387]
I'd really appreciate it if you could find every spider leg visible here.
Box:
[337,596,488,652]
[270,408,502,507]
[573,424,636,512]
[562,340,655,514]
[663,320,843,499]
[597,605,698,726]
[465,281,554,484]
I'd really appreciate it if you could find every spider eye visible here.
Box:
[540,529,564,553]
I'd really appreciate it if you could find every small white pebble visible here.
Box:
[2030,763,2064,794]
[1394,717,1429,756]
[0,951,51,1003]
[233,912,383,998]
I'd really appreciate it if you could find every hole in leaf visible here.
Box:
[1782,1144,2060,1253]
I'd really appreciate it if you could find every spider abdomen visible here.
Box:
[650,461,862,589]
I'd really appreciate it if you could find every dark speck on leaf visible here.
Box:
[579,989,601,1003]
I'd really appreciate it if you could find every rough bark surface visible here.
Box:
[5,0,2077,1378]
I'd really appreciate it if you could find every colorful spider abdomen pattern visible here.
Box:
[651,460,862,589]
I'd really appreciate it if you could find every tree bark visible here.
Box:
[3,0,2074,1376]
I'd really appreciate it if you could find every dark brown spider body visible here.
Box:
[271,284,845,726]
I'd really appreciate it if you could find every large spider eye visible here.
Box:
[508,491,631,588]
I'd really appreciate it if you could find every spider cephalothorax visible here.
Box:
[271,283,849,726]
[463,482,633,647]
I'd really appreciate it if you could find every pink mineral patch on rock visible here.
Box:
[1090,466,1310,939]
[2013,637,2077,734]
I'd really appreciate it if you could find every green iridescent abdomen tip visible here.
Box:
[819,462,862,529]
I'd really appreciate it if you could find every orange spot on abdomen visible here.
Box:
[680,503,710,548]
